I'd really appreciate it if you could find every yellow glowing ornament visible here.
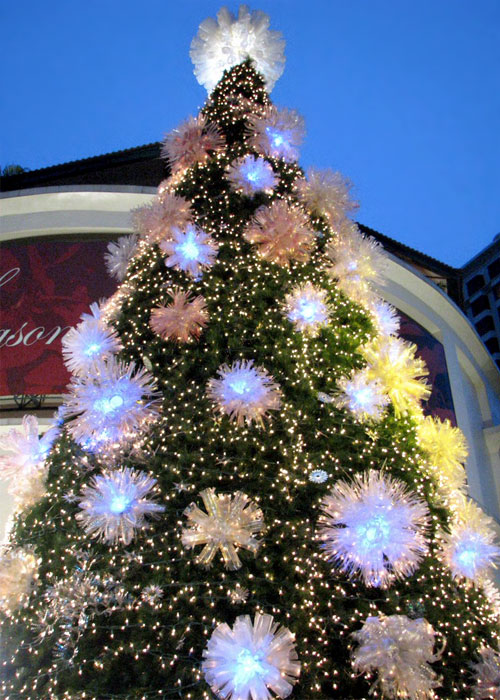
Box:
[416,415,468,493]
[362,336,430,416]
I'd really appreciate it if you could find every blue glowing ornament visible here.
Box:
[319,470,430,588]
[207,360,282,427]
[202,612,300,700]
[62,307,121,377]
[64,357,160,448]
[335,369,390,422]
[445,527,500,581]
[76,467,164,544]
[226,155,277,196]
[247,105,305,162]
[160,224,218,278]
[284,283,329,336]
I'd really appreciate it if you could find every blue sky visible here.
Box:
[1,1,499,267]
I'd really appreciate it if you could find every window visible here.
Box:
[475,315,495,336]
[471,295,490,316]
[488,258,500,280]
[485,337,500,354]
[466,274,485,296]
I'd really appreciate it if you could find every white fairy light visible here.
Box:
[284,282,329,336]
[104,234,138,281]
[351,614,442,699]
[190,6,286,93]
[319,470,430,587]
[247,104,305,162]
[63,356,160,448]
[76,467,164,545]
[226,155,277,196]
[335,368,390,422]
[181,488,264,570]
[160,224,218,278]
[207,359,282,426]
[202,612,300,700]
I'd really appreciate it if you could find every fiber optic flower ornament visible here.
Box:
[362,336,430,416]
[150,289,209,344]
[471,646,500,699]
[319,470,430,587]
[327,225,387,303]
[161,114,225,172]
[76,467,164,545]
[226,155,277,196]
[104,234,138,281]
[132,193,192,245]
[202,612,300,700]
[351,614,442,700]
[440,498,500,582]
[244,200,315,267]
[63,357,160,449]
[335,368,390,422]
[190,6,286,93]
[160,224,218,278]
[207,360,282,426]
[366,296,401,337]
[247,105,305,162]
[296,168,358,228]
[0,415,56,480]
[181,488,264,570]
[416,415,468,493]
[62,305,121,377]
[0,548,38,614]
[284,282,329,336]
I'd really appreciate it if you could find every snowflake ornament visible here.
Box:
[296,168,358,228]
[335,369,390,422]
[132,193,192,245]
[0,548,38,614]
[309,470,328,484]
[362,336,430,416]
[141,585,164,606]
[63,357,160,449]
[104,234,138,281]
[319,469,430,587]
[351,614,442,700]
[160,224,218,278]
[62,306,121,377]
[226,155,277,196]
[181,488,264,570]
[150,289,209,343]
[284,282,329,336]
[207,360,282,427]
[162,114,225,172]
[190,6,286,93]
[247,105,305,162]
[76,467,164,545]
[244,199,315,267]
[228,583,249,605]
[327,224,387,303]
[440,498,500,582]
[471,645,500,699]
[416,415,468,493]
[202,612,300,700]
[0,415,55,481]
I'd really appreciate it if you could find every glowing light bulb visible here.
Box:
[109,494,131,514]
[266,127,286,148]
[233,648,266,688]
[229,378,250,395]
[177,233,200,261]
[298,299,321,323]
[358,512,391,547]
[84,342,101,356]
[94,394,124,415]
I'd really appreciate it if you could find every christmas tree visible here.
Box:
[1,7,500,699]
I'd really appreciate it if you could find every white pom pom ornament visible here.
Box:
[190,6,286,93]
[202,612,300,700]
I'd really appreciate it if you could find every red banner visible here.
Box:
[0,238,117,396]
